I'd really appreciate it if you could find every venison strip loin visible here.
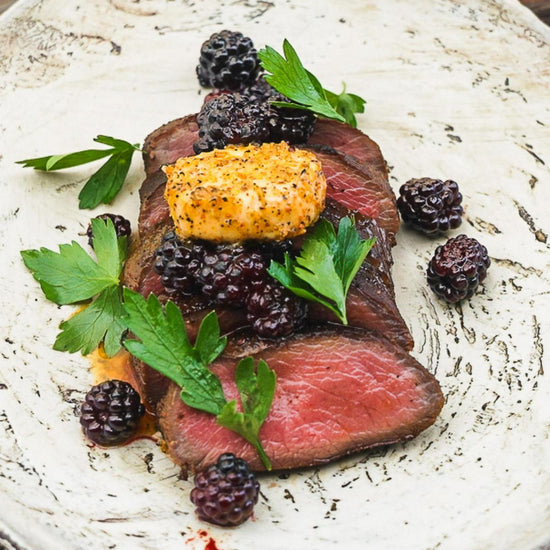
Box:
[123,117,443,469]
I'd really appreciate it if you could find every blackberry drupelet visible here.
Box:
[397,178,463,235]
[246,279,308,338]
[196,30,260,91]
[190,452,260,527]
[154,231,203,296]
[195,243,268,307]
[427,234,490,303]
[80,380,145,447]
[193,93,271,154]
[86,213,131,248]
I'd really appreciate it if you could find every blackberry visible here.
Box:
[154,231,203,296]
[242,76,316,143]
[427,234,490,303]
[196,243,268,307]
[193,93,271,154]
[190,453,260,527]
[194,77,316,153]
[267,104,316,144]
[240,75,276,103]
[246,279,308,338]
[80,380,145,447]
[397,178,463,235]
[196,30,260,91]
[87,213,131,248]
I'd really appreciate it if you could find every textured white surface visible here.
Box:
[0,1,549,549]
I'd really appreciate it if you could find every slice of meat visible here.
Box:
[143,115,198,175]
[157,327,443,473]
[308,146,399,240]
[139,117,399,238]
[309,118,388,181]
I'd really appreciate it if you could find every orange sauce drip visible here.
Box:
[87,347,158,441]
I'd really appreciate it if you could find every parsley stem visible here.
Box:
[254,440,272,471]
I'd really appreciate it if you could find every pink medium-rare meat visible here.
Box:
[126,116,413,410]
[157,327,444,473]
[308,146,399,240]
[309,118,388,181]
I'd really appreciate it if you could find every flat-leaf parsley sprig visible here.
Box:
[258,39,366,127]
[123,289,276,470]
[20,218,128,356]
[268,216,376,325]
[17,135,141,210]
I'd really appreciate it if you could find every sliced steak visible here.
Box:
[157,326,443,473]
[128,116,412,410]
[309,118,388,181]
[139,116,399,239]
[143,115,198,175]
[308,146,399,240]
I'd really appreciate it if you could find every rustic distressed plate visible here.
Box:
[1,1,549,549]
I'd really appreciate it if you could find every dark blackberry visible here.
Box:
[397,178,463,235]
[242,76,316,143]
[427,234,490,303]
[190,452,260,527]
[154,231,202,296]
[80,380,145,447]
[196,30,260,91]
[267,104,316,144]
[246,279,308,338]
[196,243,268,307]
[86,213,131,248]
[240,75,276,103]
[193,93,271,154]
[195,76,316,153]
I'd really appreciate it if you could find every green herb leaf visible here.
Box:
[268,217,376,324]
[21,218,128,356]
[16,148,116,171]
[54,285,127,356]
[78,148,135,209]
[258,39,366,127]
[325,86,366,129]
[217,358,276,470]
[123,289,227,415]
[17,136,141,210]
[20,219,123,305]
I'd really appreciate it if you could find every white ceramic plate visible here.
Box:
[1,1,549,549]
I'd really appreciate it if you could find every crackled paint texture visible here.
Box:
[0,1,549,549]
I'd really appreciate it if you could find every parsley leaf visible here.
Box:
[123,289,228,415]
[20,218,124,305]
[122,289,276,469]
[54,285,127,356]
[17,135,141,210]
[217,357,276,471]
[268,217,376,324]
[258,39,365,127]
[21,218,128,356]
[325,86,366,129]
